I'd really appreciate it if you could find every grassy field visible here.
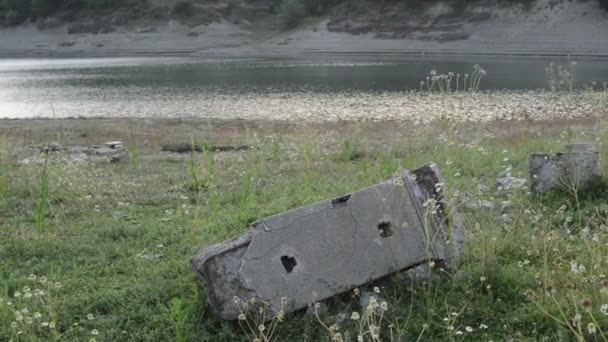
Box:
[1,116,608,341]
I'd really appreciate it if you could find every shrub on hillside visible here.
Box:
[5,9,25,26]
[277,0,306,30]
[172,0,194,17]
[31,0,56,18]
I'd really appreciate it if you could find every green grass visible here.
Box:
[1,118,608,341]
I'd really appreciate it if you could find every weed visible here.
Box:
[547,61,577,92]
[169,298,188,342]
[271,134,282,162]
[234,296,286,341]
[128,129,140,168]
[34,151,50,234]
[420,64,487,93]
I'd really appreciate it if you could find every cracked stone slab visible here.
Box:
[191,163,463,320]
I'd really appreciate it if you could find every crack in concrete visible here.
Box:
[262,206,334,232]
[348,203,359,250]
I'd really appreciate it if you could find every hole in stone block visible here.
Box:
[331,194,351,208]
[281,255,297,273]
[377,221,393,238]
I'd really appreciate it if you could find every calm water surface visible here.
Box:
[0,56,607,118]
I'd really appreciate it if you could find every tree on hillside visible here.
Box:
[31,0,60,18]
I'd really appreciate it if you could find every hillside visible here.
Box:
[0,0,608,57]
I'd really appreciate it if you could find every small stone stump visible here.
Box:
[529,142,603,193]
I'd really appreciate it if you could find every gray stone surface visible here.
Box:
[12,142,128,164]
[191,163,463,321]
[530,142,603,193]
[496,176,527,191]
[466,199,495,210]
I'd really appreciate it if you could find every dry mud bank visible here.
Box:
[4,90,605,123]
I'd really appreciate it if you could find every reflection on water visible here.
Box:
[0,56,606,119]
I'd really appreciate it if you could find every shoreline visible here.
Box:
[3,48,608,60]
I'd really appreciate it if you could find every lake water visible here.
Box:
[0,56,607,119]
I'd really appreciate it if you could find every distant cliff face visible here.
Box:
[326,0,608,41]
[0,0,606,36]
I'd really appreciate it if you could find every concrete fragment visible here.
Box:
[500,201,513,214]
[161,143,250,153]
[530,142,603,193]
[496,176,527,191]
[477,184,490,193]
[136,253,164,261]
[191,163,463,320]
[12,142,127,164]
[465,199,495,210]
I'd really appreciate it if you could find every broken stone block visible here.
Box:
[12,142,128,164]
[161,143,250,153]
[496,176,527,191]
[191,163,463,321]
[530,142,603,193]
[465,199,495,210]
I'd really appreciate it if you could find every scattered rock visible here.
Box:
[161,143,249,153]
[12,141,127,164]
[397,263,432,283]
[335,312,347,323]
[186,31,199,37]
[161,143,202,153]
[136,253,164,261]
[58,42,76,47]
[477,184,490,193]
[466,199,495,210]
[496,176,527,191]
[500,201,513,214]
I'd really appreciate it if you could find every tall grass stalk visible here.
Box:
[187,137,202,192]
[546,61,577,92]
[128,129,140,168]
[169,298,188,342]
[421,64,486,94]
[0,150,7,200]
[34,151,50,233]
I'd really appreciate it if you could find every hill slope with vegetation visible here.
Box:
[1,0,607,33]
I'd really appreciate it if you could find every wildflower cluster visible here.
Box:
[5,274,61,341]
[233,296,286,342]
[2,274,101,342]
[313,287,391,342]
[420,64,487,94]
[441,310,489,338]
[546,61,577,92]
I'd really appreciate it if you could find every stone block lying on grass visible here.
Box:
[161,143,250,153]
[530,142,603,193]
[191,163,463,321]
[12,141,127,164]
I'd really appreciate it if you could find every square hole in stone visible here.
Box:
[377,221,393,238]
[281,255,297,273]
